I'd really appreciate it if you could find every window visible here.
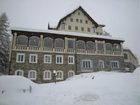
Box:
[68,56,74,64]
[86,41,96,50]
[16,53,25,63]
[56,55,63,64]
[29,54,37,63]
[76,40,85,49]
[15,70,24,76]
[43,70,51,80]
[70,18,73,22]
[29,36,40,47]
[67,39,75,49]
[75,26,78,30]
[16,35,28,46]
[87,28,90,32]
[44,55,52,64]
[56,71,63,80]
[78,12,80,15]
[68,25,71,30]
[124,53,128,59]
[55,38,64,48]
[80,19,83,23]
[113,44,121,51]
[98,60,104,69]
[68,71,75,78]
[85,20,88,24]
[76,19,79,22]
[28,70,37,80]
[82,60,92,70]
[44,37,53,48]
[111,61,119,69]
[81,27,84,31]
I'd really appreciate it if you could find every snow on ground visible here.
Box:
[0,68,140,105]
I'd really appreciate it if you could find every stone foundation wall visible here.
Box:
[10,50,125,83]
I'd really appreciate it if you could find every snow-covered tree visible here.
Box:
[0,13,10,73]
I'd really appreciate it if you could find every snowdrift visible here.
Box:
[0,76,37,94]
[0,68,140,105]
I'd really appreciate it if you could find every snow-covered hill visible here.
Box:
[0,68,140,105]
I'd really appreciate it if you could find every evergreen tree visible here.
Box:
[0,13,10,73]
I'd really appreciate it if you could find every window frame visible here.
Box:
[56,70,63,80]
[111,61,119,69]
[68,55,74,64]
[15,70,24,76]
[82,60,92,70]
[68,70,75,78]
[16,53,25,63]
[28,70,37,80]
[44,54,52,64]
[43,70,52,80]
[98,60,105,69]
[29,54,38,63]
[56,55,63,64]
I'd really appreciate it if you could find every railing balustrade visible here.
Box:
[14,45,122,56]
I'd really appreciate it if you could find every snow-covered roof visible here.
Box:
[11,27,124,42]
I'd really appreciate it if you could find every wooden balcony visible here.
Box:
[14,45,123,56]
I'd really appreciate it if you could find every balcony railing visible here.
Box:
[14,45,122,56]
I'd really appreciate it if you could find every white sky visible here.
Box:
[0,0,140,62]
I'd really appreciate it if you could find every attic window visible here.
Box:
[85,20,88,24]
[68,25,71,30]
[87,28,90,32]
[76,19,79,22]
[81,27,84,31]
[78,12,80,15]
[75,26,78,30]
[70,18,73,22]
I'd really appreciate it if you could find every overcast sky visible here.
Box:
[0,0,140,62]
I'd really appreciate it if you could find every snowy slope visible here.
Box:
[0,68,140,105]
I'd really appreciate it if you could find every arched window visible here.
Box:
[29,36,40,47]
[55,38,64,48]
[16,35,28,46]
[76,40,85,49]
[56,71,63,80]
[97,43,104,51]
[15,70,24,76]
[106,43,112,51]
[28,70,37,80]
[86,41,96,50]
[98,60,104,69]
[68,71,75,78]
[43,70,51,80]
[113,44,121,51]
[44,37,53,48]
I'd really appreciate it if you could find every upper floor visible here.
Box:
[49,6,105,35]
[11,28,124,56]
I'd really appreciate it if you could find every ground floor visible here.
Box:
[10,51,125,83]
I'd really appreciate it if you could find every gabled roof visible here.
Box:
[56,6,100,29]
